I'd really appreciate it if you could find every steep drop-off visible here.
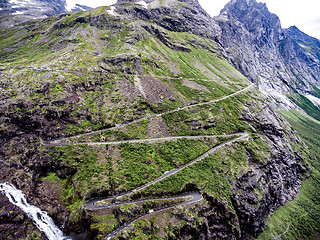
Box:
[216,0,320,107]
[0,0,315,239]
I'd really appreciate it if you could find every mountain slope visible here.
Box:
[0,0,66,24]
[0,0,94,29]
[285,26,320,60]
[216,0,320,107]
[214,0,320,238]
[0,0,316,239]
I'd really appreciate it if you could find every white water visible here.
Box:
[0,182,70,240]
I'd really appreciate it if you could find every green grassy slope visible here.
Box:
[288,93,320,121]
[0,5,312,240]
[0,8,261,238]
[0,7,250,137]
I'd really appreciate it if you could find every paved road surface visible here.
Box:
[92,192,203,240]
[42,84,253,239]
[44,83,254,145]
[45,133,244,146]
[83,132,248,239]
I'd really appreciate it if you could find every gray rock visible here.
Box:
[216,0,320,106]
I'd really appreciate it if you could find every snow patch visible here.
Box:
[136,0,149,8]
[12,10,25,15]
[107,6,116,16]
[9,0,43,12]
[305,94,320,107]
[259,85,295,109]
[298,43,311,51]
[9,0,20,4]
[66,0,89,12]
[10,0,33,6]
[73,5,86,11]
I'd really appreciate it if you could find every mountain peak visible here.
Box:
[288,25,300,31]
[285,25,320,59]
[115,0,206,12]
[229,0,259,6]
[220,0,270,17]
[286,25,320,41]
[116,0,200,6]
[114,0,221,41]
[222,0,264,10]
[218,0,282,39]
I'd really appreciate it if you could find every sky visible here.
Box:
[198,0,320,39]
[68,0,320,39]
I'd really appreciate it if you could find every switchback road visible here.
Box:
[42,84,253,239]
[83,132,248,239]
[44,83,254,145]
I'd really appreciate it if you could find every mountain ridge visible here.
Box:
[285,25,320,60]
[216,0,320,109]
[0,0,319,239]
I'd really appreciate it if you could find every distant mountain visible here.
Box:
[0,0,66,17]
[216,0,320,105]
[68,3,91,12]
[285,25,320,60]
[0,0,92,28]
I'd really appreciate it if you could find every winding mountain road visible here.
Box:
[100,192,203,240]
[86,192,202,210]
[43,83,254,239]
[81,132,248,240]
[83,132,247,202]
[46,133,244,146]
[45,83,254,145]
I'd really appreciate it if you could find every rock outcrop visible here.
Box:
[233,103,310,238]
[216,0,320,106]
[115,0,222,42]
[0,0,316,239]
[0,0,67,27]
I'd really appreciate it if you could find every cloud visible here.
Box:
[300,18,320,39]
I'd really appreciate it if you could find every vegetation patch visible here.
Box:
[139,136,267,207]
[259,110,320,239]
[288,93,320,121]
[162,94,251,136]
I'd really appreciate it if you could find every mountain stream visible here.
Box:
[0,182,69,240]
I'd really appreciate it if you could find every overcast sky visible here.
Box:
[68,0,320,39]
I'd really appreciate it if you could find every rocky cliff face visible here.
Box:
[0,0,67,28]
[0,0,315,239]
[0,192,46,240]
[234,103,310,239]
[216,0,320,107]
[285,26,320,60]
[0,0,94,29]
[115,0,222,42]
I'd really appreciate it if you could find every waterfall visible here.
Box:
[0,182,70,240]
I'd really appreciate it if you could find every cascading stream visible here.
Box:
[0,182,70,240]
